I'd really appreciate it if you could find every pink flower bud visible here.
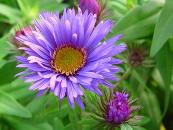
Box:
[15,26,32,37]
[11,26,33,49]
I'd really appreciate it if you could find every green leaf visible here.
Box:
[56,104,69,119]
[68,107,81,130]
[0,59,7,68]
[133,70,161,129]
[0,36,11,60]
[9,85,34,100]
[121,124,133,130]
[0,91,32,118]
[156,43,173,117]
[17,0,38,22]
[17,0,30,13]
[36,123,53,130]
[8,117,52,130]
[38,0,68,12]
[80,117,98,130]
[0,4,21,24]
[64,124,75,130]
[53,117,64,130]
[141,90,161,129]
[0,78,33,100]
[136,116,150,126]
[169,37,173,52]
[0,0,18,6]
[108,0,128,20]
[0,61,20,85]
[150,0,173,56]
[114,1,163,41]
[132,126,147,130]
[26,96,47,114]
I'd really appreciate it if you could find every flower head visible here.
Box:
[128,44,154,68]
[128,47,145,67]
[106,92,131,124]
[87,91,141,129]
[16,9,126,109]
[79,0,101,15]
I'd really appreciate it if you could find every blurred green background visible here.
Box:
[0,0,173,130]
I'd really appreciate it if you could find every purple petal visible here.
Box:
[105,34,122,44]
[29,79,48,90]
[60,87,66,99]
[61,77,67,88]
[76,96,84,109]
[78,71,103,79]
[54,82,61,97]
[50,74,58,90]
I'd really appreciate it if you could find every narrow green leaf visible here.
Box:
[108,0,128,20]
[26,96,47,114]
[0,4,21,24]
[64,123,75,130]
[132,126,147,130]
[56,104,69,118]
[68,107,81,130]
[0,78,33,100]
[53,117,64,130]
[80,117,98,129]
[150,0,173,56]
[135,116,150,126]
[0,91,32,118]
[17,0,30,13]
[8,117,52,130]
[156,43,173,117]
[17,0,38,23]
[36,123,53,130]
[38,0,68,12]
[169,37,173,52]
[0,61,20,85]
[9,85,34,100]
[133,70,161,129]
[114,1,163,41]
[121,124,133,130]
[0,59,7,68]
[0,37,10,60]
[141,90,161,129]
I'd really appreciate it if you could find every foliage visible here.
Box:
[0,0,172,130]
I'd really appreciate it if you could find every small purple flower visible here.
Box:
[106,92,131,124]
[79,0,101,15]
[87,90,141,129]
[15,8,126,109]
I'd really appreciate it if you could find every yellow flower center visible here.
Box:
[52,46,86,76]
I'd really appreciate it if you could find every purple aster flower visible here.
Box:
[106,92,131,124]
[15,8,126,109]
[79,0,101,15]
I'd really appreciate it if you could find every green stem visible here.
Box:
[114,68,132,89]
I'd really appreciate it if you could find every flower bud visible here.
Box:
[11,26,33,48]
[105,92,131,124]
[85,90,141,129]
[79,0,101,15]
